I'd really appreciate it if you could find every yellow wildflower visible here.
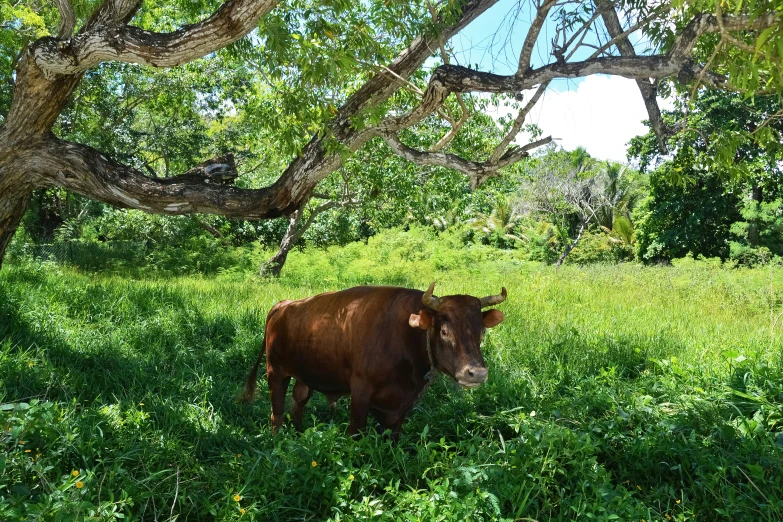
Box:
[676,499,681,504]
[19,441,25,445]
[233,494,241,502]
[237,453,242,458]
[75,481,84,489]
[311,461,317,467]
[25,449,31,453]
[349,474,354,481]
[240,508,246,515]
[72,470,79,477]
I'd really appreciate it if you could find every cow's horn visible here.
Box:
[479,287,507,308]
[422,282,441,310]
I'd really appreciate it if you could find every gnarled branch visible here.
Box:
[34,0,279,75]
[34,138,306,218]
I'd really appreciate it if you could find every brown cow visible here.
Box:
[241,282,506,438]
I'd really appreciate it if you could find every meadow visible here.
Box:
[1,228,783,521]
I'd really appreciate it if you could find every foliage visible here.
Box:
[630,91,783,264]
[628,91,783,182]
[519,149,646,263]
[633,164,742,262]
[2,230,783,520]
[468,196,524,249]
[730,198,783,264]
[564,228,635,265]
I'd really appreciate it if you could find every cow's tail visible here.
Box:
[239,301,287,404]
[239,335,265,404]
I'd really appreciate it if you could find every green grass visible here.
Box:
[2,228,783,521]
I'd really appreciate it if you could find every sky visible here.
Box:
[443,0,669,163]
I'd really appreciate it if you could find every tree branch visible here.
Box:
[488,80,550,164]
[517,0,557,75]
[598,2,668,152]
[400,10,780,105]
[35,138,306,218]
[426,0,470,152]
[34,0,279,75]
[54,0,76,40]
[381,133,552,188]
[83,0,142,30]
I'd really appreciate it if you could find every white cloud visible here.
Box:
[489,76,673,163]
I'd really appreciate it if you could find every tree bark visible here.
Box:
[555,220,587,267]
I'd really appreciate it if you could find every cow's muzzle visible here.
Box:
[455,366,488,388]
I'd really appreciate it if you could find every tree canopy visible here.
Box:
[1,0,782,268]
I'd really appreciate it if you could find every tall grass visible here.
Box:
[2,228,782,521]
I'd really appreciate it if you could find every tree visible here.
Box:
[1,0,781,269]
[259,193,356,276]
[520,150,608,265]
[629,91,783,262]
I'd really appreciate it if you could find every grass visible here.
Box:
[1,227,783,521]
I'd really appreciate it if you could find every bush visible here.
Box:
[565,229,634,265]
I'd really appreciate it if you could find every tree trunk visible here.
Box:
[260,209,303,277]
[748,182,763,246]
[555,221,587,267]
[0,173,34,269]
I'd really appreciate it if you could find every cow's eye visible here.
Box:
[440,328,448,337]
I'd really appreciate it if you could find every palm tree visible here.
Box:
[471,196,526,243]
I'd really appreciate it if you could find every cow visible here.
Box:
[240,282,506,439]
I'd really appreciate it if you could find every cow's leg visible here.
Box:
[290,379,314,431]
[347,383,372,437]
[268,373,291,433]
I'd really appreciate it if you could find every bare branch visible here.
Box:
[587,10,662,60]
[381,133,552,188]
[54,0,76,39]
[381,133,494,182]
[489,80,550,164]
[559,10,602,60]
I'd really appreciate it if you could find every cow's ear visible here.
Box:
[483,309,504,328]
[409,309,433,330]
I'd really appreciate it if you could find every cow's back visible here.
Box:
[265,286,425,394]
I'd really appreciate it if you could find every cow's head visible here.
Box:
[408,282,506,388]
